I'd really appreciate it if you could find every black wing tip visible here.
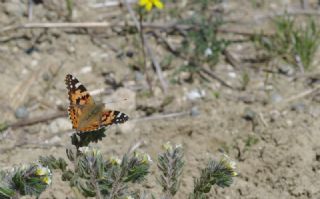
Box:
[113,111,129,124]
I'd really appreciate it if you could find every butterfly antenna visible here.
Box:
[104,98,128,105]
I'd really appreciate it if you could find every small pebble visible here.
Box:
[265,84,273,91]
[190,106,200,117]
[291,102,306,113]
[270,92,283,104]
[243,107,256,121]
[80,66,92,74]
[278,65,295,76]
[15,106,29,119]
[185,89,206,101]
[228,72,237,78]
[135,71,145,82]
[48,118,71,134]
[67,46,75,54]
[286,120,293,127]
[239,94,256,104]
[42,72,52,81]
[204,48,213,57]
[269,110,281,122]
[309,107,320,118]
[126,50,134,58]
[46,136,61,144]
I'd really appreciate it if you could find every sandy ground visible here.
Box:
[0,0,320,198]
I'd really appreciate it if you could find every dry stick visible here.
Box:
[90,0,136,8]
[127,140,146,154]
[151,31,179,55]
[124,0,168,94]
[256,9,320,22]
[1,142,65,154]
[300,0,309,9]
[5,68,43,122]
[223,49,242,70]
[9,111,67,128]
[200,67,237,90]
[0,22,274,37]
[132,111,190,122]
[28,0,33,21]
[144,39,168,93]
[265,84,320,112]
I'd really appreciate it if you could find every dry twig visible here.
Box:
[0,22,274,37]
[124,0,168,93]
[9,111,67,129]
[200,67,237,90]
[265,84,320,112]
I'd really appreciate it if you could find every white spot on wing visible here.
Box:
[75,82,81,88]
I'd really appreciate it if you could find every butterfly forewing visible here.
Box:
[65,74,95,106]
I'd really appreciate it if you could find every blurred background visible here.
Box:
[0,0,320,198]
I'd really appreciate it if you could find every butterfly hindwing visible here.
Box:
[100,110,129,127]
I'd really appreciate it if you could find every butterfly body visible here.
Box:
[65,74,129,133]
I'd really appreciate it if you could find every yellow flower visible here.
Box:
[221,154,237,176]
[139,0,164,11]
[42,176,52,185]
[163,142,173,152]
[35,166,51,176]
[232,171,238,177]
[109,156,121,165]
[222,154,236,170]
[134,151,152,164]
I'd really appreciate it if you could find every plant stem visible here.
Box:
[164,154,174,199]
[90,162,102,199]
[12,193,20,199]
[138,12,152,91]
[94,180,102,199]
[108,172,122,199]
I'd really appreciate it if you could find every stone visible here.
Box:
[15,106,29,119]
[48,118,71,134]
[270,92,283,104]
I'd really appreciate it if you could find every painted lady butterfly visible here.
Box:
[65,74,129,133]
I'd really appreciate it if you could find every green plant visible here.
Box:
[0,128,237,198]
[65,0,73,20]
[172,13,228,83]
[255,16,320,70]
[240,71,250,91]
[157,142,184,198]
[245,135,259,148]
[189,155,237,199]
[0,164,53,198]
[291,19,320,70]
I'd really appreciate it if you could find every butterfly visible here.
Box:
[65,74,129,133]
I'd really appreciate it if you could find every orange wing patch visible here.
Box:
[68,106,79,129]
[65,74,129,133]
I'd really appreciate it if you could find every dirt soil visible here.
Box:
[0,0,320,198]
